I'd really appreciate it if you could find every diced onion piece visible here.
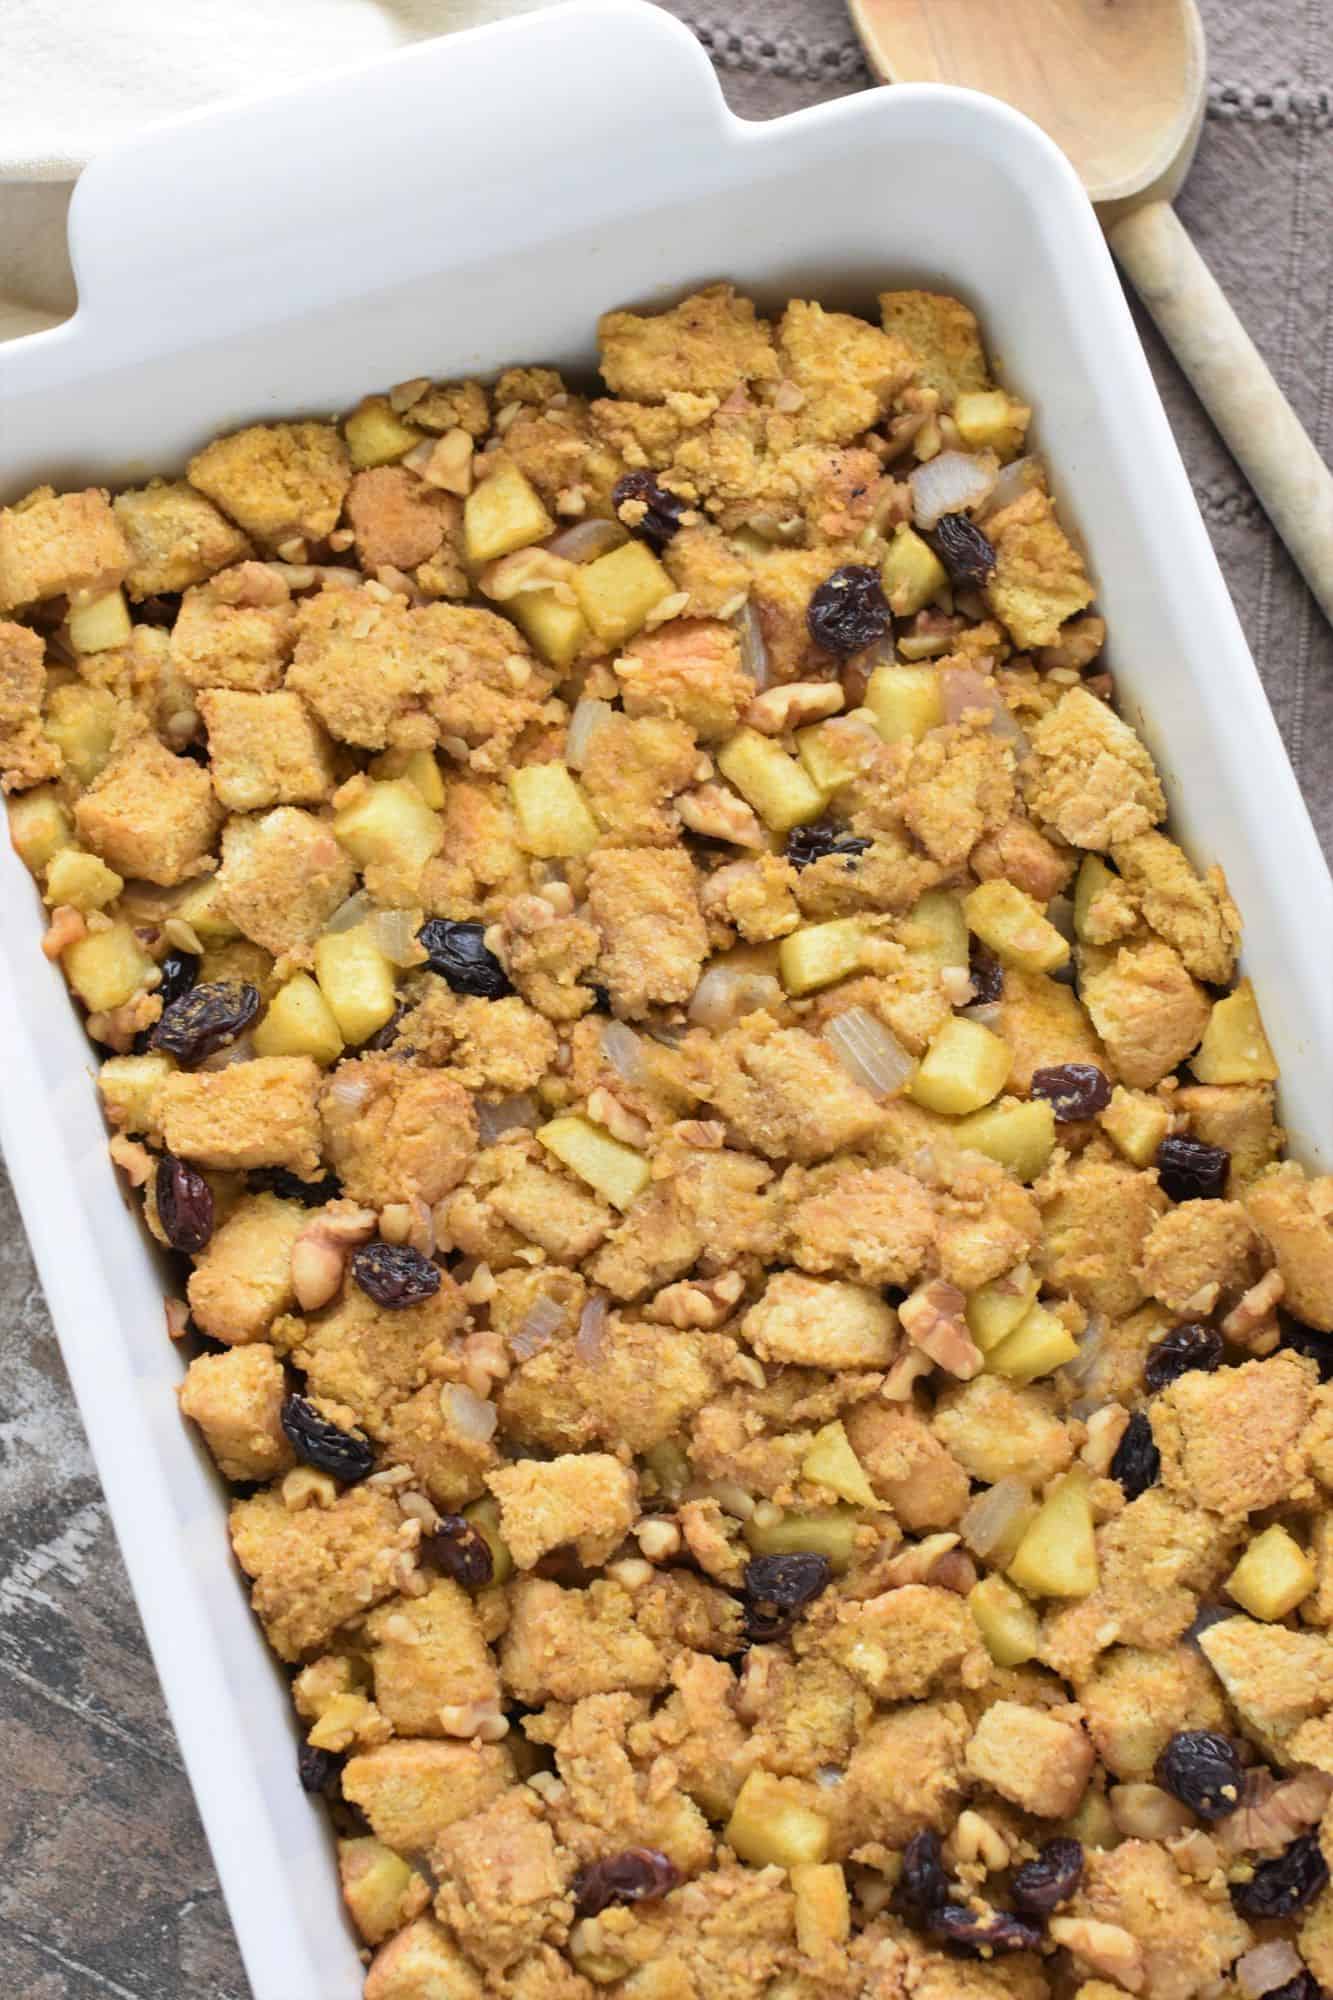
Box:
[325,1072,371,1111]
[509,1292,568,1360]
[1046,893,1076,944]
[566,697,615,772]
[198,1031,255,1071]
[371,907,424,967]
[475,1092,540,1145]
[909,450,998,531]
[601,1018,646,1085]
[688,963,784,1030]
[938,664,1030,756]
[545,519,627,563]
[1236,1943,1304,2000]
[325,888,374,934]
[980,454,1043,520]
[959,1002,1003,1030]
[823,1007,914,1100]
[576,1293,610,1363]
[961,1476,1031,1560]
[735,601,771,688]
[1059,1313,1107,1391]
[441,1383,498,1443]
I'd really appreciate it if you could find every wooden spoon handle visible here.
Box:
[1108,200,1333,626]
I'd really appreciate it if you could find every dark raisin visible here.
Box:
[929,513,998,586]
[420,1515,494,1588]
[1144,1322,1224,1390]
[1265,1975,1321,2000]
[1231,1833,1329,1919]
[280,1395,375,1483]
[925,1905,1042,1955]
[1183,1602,1236,1649]
[1011,1837,1083,1915]
[742,1552,833,1641]
[351,1241,442,1309]
[247,1167,344,1207]
[1155,1731,1243,1821]
[136,592,183,629]
[590,984,614,1014]
[1109,1409,1160,1499]
[157,949,200,1010]
[611,471,689,553]
[807,564,892,656]
[785,821,872,871]
[155,1153,215,1254]
[969,938,1004,1005]
[1156,1134,1230,1202]
[149,979,260,1066]
[1279,1313,1333,1382]
[363,1002,407,1052]
[417,918,513,1000]
[1030,1062,1112,1122]
[298,1742,342,1793]
[894,1830,951,1917]
[572,1848,679,1920]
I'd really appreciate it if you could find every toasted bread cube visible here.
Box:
[363,1917,484,2000]
[744,1507,858,1573]
[508,586,588,671]
[343,396,426,470]
[575,540,673,647]
[987,1302,1079,1382]
[314,925,398,1046]
[985,488,1095,651]
[726,1770,830,1869]
[253,973,345,1065]
[966,1700,1093,1818]
[8,786,73,873]
[97,1051,173,1138]
[965,879,1070,975]
[63,921,156,1012]
[779,918,867,997]
[881,527,948,617]
[462,463,553,565]
[187,1192,306,1344]
[73,734,222,886]
[879,289,989,402]
[368,746,446,809]
[1226,1524,1315,1622]
[954,389,1031,457]
[333,777,443,903]
[187,422,350,546]
[965,1264,1040,1352]
[178,1343,294,1482]
[537,1114,650,1212]
[899,889,968,972]
[1007,1469,1098,1599]
[1099,1085,1172,1167]
[909,1017,1011,1115]
[717,727,825,834]
[953,1097,1055,1182]
[67,587,132,655]
[201,689,337,813]
[969,1574,1041,1667]
[802,1419,879,1508]
[43,682,123,787]
[113,481,250,598]
[42,847,123,912]
[509,762,599,858]
[1192,979,1278,1086]
[338,1837,430,1948]
[160,1055,323,1175]
[0,487,130,611]
[864,662,943,745]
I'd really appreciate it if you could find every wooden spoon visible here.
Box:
[849,0,1333,624]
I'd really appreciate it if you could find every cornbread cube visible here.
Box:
[187,421,351,545]
[1137,1198,1264,1316]
[1198,1615,1333,1749]
[229,1484,410,1660]
[338,1838,431,1949]
[161,1055,323,1175]
[286,588,418,749]
[215,807,355,958]
[1076,1644,1229,1780]
[1027,687,1166,850]
[1153,1351,1315,1520]
[1069,1841,1251,2000]
[487,1453,639,1569]
[500,1318,718,1458]
[0,619,59,793]
[432,1788,571,1974]
[1111,830,1241,985]
[113,482,250,598]
[1246,1164,1333,1329]
[984,487,1095,648]
[1080,939,1211,1088]
[197,689,335,813]
[1178,1083,1280,1193]
[485,1158,612,1259]
[785,1162,937,1290]
[843,1401,970,1529]
[966,1700,1094,1817]
[995,967,1110,1092]
[0,487,130,611]
[776,299,916,444]
[617,617,753,740]
[364,1918,483,2000]
[343,1742,512,1855]
[500,1577,664,1705]
[319,1055,477,1208]
[186,1193,307,1343]
[742,1272,897,1369]
[879,289,990,401]
[812,1585,988,1703]
[598,283,779,402]
[345,466,456,572]
[73,734,222,885]
[177,1342,294,1481]
[171,582,295,692]
[365,1579,500,1735]
[705,1019,884,1162]
[580,712,699,847]
[1039,1155,1166,1319]
[291,1275,467,1437]
[586,847,708,1017]
[933,1374,1073,1489]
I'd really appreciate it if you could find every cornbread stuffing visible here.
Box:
[7,282,1332,2000]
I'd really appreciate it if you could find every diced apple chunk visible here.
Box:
[254,973,345,1065]
[954,390,1030,457]
[717,728,826,834]
[68,586,132,654]
[97,1052,173,1136]
[63,921,156,1013]
[43,847,123,912]
[802,1420,879,1508]
[969,1574,1041,1666]
[743,1508,859,1573]
[779,919,867,997]
[1073,854,1120,942]
[865,663,942,744]
[965,879,1069,975]
[463,1496,514,1586]
[909,1017,1011,1115]
[1226,1524,1314,1621]
[7,786,74,874]
[898,889,968,973]
[333,779,442,901]
[463,463,554,564]
[338,1836,428,1946]
[725,1770,830,1869]
[986,1303,1078,1382]
[1098,1085,1171,1167]
[43,683,121,786]
[953,1097,1055,1182]
[1191,979,1278,1085]
[367,747,446,810]
[796,720,869,793]
[881,527,947,617]
[1007,1469,1098,1599]
[509,762,599,858]
[538,1114,650,1212]
[313,924,398,1046]
[509,586,588,670]
[574,541,672,647]
[791,1862,850,1957]
[173,874,242,944]
[966,1265,1040,1352]
[344,395,425,469]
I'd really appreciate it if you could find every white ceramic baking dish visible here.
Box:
[3,4,1332,1993]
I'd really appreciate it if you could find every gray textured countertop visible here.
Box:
[2,3,1329,1994]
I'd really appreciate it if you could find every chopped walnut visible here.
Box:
[898,1280,983,1380]
[1048,1918,1145,1993]
[586,1086,652,1148]
[290,1201,378,1311]
[1221,1267,1285,1353]
[41,904,87,960]
[744,681,845,734]
[642,1270,745,1329]
[678,783,766,847]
